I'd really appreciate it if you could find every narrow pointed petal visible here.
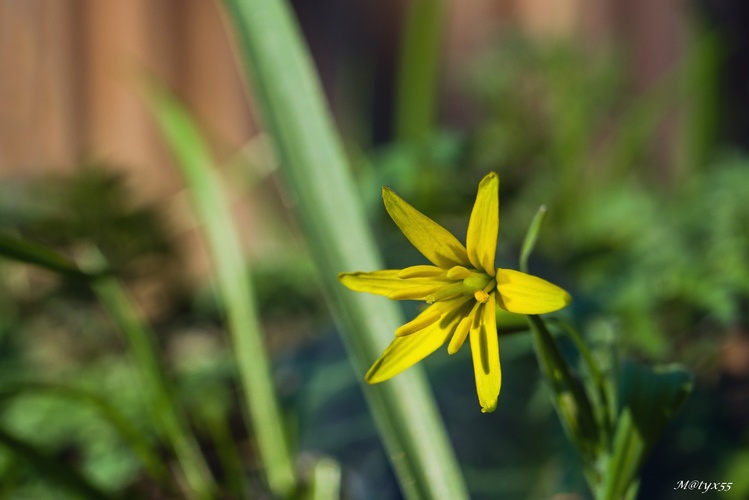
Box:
[469,293,501,413]
[395,306,443,337]
[366,298,470,383]
[397,265,446,278]
[383,187,469,269]
[447,302,478,354]
[495,268,572,314]
[466,172,499,276]
[387,285,444,301]
[338,270,451,297]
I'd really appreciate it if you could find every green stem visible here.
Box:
[553,319,614,444]
[527,315,601,470]
[221,1,469,498]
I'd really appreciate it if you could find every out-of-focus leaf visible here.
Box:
[306,455,342,500]
[0,232,91,279]
[600,362,692,500]
[0,383,167,482]
[0,424,113,500]
[519,204,547,274]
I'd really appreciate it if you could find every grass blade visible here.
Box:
[221,1,469,498]
[144,83,296,497]
[0,232,91,279]
[394,0,446,144]
[519,205,548,274]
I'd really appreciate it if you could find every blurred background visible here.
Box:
[1,0,749,498]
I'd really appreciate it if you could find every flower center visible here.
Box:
[462,274,491,291]
[425,268,496,304]
[465,274,495,304]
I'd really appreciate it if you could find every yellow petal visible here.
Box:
[469,293,501,413]
[397,265,446,278]
[366,298,471,383]
[383,187,469,269]
[495,268,572,315]
[387,285,444,301]
[466,172,499,277]
[447,303,477,354]
[395,306,443,337]
[338,270,451,298]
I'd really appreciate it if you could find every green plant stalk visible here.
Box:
[394,0,446,144]
[90,265,214,500]
[146,85,296,497]
[527,316,601,476]
[553,319,614,444]
[307,456,342,500]
[222,1,469,498]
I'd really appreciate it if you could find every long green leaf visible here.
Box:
[221,1,469,498]
[145,83,296,497]
[600,362,692,500]
[394,0,446,144]
[0,232,91,279]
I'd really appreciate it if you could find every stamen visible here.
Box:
[446,266,472,280]
[425,282,466,304]
[474,290,490,303]
[397,265,445,279]
[395,309,443,337]
[388,285,442,300]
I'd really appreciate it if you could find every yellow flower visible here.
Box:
[338,172,571,413]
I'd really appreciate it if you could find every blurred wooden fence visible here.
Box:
[0,0,687,201]
[0,0,253,202]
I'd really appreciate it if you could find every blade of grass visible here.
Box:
[307,456,341,500]
[0,232,92,279]
[144,84,296,498]
[221,1,469,499]
[519,204,548,274]
[85,250,215,500]
[394,0,446,144]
